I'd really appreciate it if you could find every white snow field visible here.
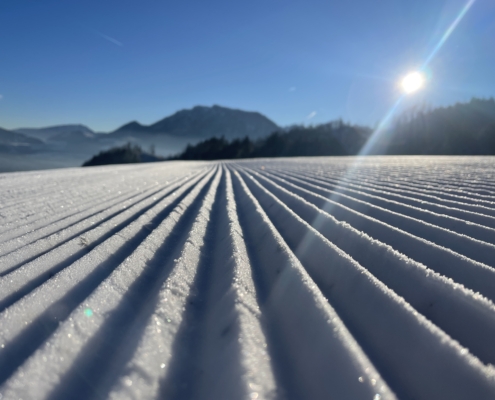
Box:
[2,157,495,400]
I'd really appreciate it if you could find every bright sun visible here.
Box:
[401,71,425,94]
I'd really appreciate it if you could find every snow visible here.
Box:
[1,157,495,399]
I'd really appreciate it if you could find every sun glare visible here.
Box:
[401,71,425,94]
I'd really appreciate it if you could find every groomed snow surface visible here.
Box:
[1,157,495,400]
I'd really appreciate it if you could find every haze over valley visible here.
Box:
[0,105,279,172]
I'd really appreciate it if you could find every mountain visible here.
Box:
[0,128,43,147]
[14,124,104,156]
[0,128,43,154]
[49,130,98,143]
[111,105,279,139]
[15,124,95,142]
[113,121,149,133]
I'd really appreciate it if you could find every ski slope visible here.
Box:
[1,156,495,399]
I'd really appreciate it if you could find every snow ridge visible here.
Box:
[1,157,495,399]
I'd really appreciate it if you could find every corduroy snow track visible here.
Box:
[1,156,495,400]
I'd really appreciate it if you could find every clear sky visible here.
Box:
[1,0,494,131]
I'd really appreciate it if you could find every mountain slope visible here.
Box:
[0,127,43,152]
[15,125,95,142]
[49,130,97,143]
[112,105,279,139]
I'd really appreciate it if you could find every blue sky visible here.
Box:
[1,0,494,131]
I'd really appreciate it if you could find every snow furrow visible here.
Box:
[281,168,495,228]
[240,167,495,366]
[42,168,223,400]
[0,164,207,230]
[281,161,495,200]
[0,168,217,396]
[2,157,495,399]
[347,168,495,200]
[0,170,210,313]
[364,174,495,201]
[266,169,495,268]
[0,170,205,253]
[301,168,495,217]
[231,170,395,400]
[257,167,495,303]
[108,168,278,400]
[234,168,495,399]
[0,169,210,271]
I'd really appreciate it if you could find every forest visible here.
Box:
[83,143,164,166]
[375,98,495,155]
[83,98,495,164]
[170,121,369,160]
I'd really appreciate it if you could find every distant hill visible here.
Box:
[82,143,165,167]
[15,124,95,142]
[9,106,278,154]
[49,130,98,143]
[111,105,279,139]
[0,127,43,152]
[14,124,106,156]
[9,97,495,173]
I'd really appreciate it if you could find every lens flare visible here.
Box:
[400,72,425,94]
[357,0,475,157]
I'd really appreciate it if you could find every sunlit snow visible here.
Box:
[0,157,495,399]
